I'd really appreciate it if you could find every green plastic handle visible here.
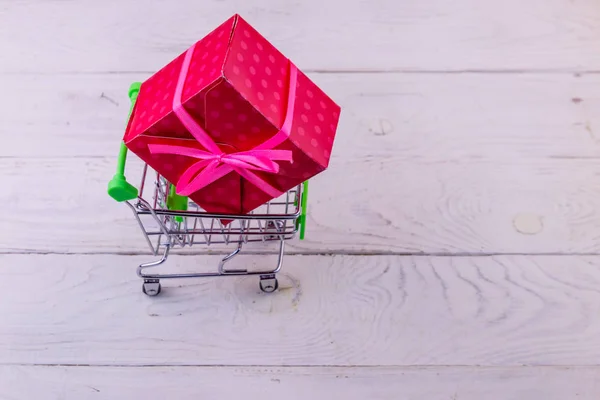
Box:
[107,82,142,202]
[168,184,189,223]
[299,180,308,240]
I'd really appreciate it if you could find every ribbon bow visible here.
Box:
[148,146,293,197]
[147,44,297,198]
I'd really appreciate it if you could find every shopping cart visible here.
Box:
[107,82,308,296]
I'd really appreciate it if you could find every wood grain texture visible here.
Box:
[3,0,599,394]
[2,365,600,400]
[3,153,600,254]
[3,72,600,254]
[2,0,600,73]
[2,254,600,366]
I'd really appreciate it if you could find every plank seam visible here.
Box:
[1,363,599,368]
[2,251,600,257]
[1,69,600,76]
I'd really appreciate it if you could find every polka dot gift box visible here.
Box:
[123,14,341,215]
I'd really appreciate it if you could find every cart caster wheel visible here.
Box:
[259,276,278,293]
[142,280,161,296]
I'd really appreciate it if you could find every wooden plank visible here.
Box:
[3,155,600,254]
[2,254,600,366]
[2,0,600,73]
[2,365,600,399]
[4,157,600,255]
[3,72,600,159]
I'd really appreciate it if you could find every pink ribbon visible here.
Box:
[148,44,297,198]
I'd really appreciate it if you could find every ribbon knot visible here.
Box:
[147,44,298,199]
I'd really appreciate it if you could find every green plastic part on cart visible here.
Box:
[168,184,188,223]
[168,185,188,211]
[107,82,142,202]
[299,180,309,240]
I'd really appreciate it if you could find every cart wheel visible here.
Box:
[142,280,161,296]
[259,276,279,293]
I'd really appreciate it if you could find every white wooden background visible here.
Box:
[2,0,600,398]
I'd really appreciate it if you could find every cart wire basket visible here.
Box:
[107,82,308,296]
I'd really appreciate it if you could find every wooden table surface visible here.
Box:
[2,0,600,398]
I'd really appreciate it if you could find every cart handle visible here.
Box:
[107,82,142,202]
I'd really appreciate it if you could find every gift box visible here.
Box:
[123,14,340,215]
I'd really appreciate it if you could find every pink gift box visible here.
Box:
[124,14,341,215]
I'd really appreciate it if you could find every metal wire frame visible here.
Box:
[126,164,302,256]
[123,163,302,285]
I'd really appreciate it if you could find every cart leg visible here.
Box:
[258,236,285,293]
[259,274,279,293]
[218,242,247,274]
[137,241,170,296]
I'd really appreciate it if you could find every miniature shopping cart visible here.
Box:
[107,83,308,296]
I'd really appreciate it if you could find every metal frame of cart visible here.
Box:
[107,82,308,296]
